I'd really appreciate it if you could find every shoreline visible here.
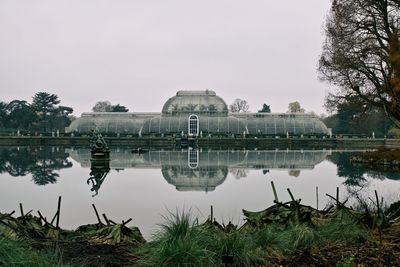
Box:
[0,136,399,149]
[1,190,400,266]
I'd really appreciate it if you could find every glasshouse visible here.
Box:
[66,90,330,136]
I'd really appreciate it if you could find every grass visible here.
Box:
[136,210,266,267]
[0,238,63,267]
[136,209,370,267]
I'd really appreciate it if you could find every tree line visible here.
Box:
[0,92,74,133]
[1,91,396,137]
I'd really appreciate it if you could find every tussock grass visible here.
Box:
[137,208,369,266]
[137,211,217,267]
[137,211,266,267]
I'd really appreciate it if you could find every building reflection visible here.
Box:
[69,148,332,192]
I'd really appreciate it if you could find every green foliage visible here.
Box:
[0,92,73,132]
[31,92,60,115]
[5,100,36,129]
[210,230,266,266]
[258,103,271,113]
[336,256,356,267]
[138,211,216,267]
[317,210,368,246]
[111,104,129,112]
[92,101,129,112]
[0,238,62,267]
[137,209,369,266]
[323,99,393,136]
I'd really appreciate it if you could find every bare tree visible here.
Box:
[319,0,400,126]
[287,101,305,113]
[229,99,249,113]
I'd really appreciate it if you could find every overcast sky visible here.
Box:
[0,0,332,116]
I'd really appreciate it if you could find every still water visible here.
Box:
[1,146,400,239]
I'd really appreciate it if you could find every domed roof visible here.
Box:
[162,90,228,115]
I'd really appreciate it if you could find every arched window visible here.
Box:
[188,114,199,136]
[188,148,199,169]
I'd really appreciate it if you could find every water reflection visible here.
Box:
[327,152,400,187]
[88,161,110,197]
[0,147,72,185]
[70,148,332,192]
[1,147,399,194]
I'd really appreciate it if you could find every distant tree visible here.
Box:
[32,92,58,132]
[31,92,60,116]
[31,92,73,132]
[50,106,74,131]
[92,101,129,112]
[92,101,113,112]
[0,102,8,127]
[229,99,249,113]
[6,100,36,129]
[287,101,305,113]
[319,0,400,126]
[111,104,129,112]
[258,103,271,113]
[323,98,392,136]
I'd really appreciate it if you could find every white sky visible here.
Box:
[0,0,332,116]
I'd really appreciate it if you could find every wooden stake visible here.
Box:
[92,204,102,224]
[19,203,24,217]
[287,188,295,203]
[316,186,319,210]
[210,205,214,221]
[56,196,61,228]
[102,213,110,225]
[336,187,339,207]
[122,218,132,226]
[271,181,279,202]
[50,212,57,225]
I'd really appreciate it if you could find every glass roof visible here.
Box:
[161,90,228,115]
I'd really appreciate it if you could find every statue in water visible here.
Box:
[89,129,109,152]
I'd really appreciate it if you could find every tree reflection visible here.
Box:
[0,147,72,185]
[327,152,400,187]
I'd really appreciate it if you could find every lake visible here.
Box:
[1,146,399,239]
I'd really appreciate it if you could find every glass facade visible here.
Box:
[66,91,330,136]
